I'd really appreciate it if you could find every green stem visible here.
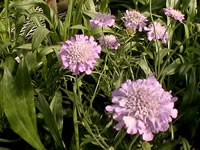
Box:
[170,124,174,140]
[82,118,108,149]
[128,134,139,150]
[149,0,160,77]
[73,76,80,150]
[90,50,108,107]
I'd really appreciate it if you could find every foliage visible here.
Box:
[0,0,200,149]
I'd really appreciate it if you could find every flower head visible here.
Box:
[59,34,101,75]
[106,77,178,141]
[99,35,120,50]
[122,10,148,32]
[90,13,115,28]
[144,22,168,44]
[163,8,184,23]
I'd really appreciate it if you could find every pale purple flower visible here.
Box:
[163,8,184,23]
[106,76,178,141]
[122,10,148,32]
[90,13,115,28]
[144,22,169,44]
[98,35,120,50]
[59,34,101,75]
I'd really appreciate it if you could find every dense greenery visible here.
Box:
[0,0,200,149]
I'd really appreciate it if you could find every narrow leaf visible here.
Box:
[32,26,50,51]
[50,91,64,135]
[37,93,65,150]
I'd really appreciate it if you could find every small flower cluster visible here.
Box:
[144,22,169,44]
[163,8,185,23]
[122,8,184,43]
[99,35,120,50]
[123,10,148,32]
[90,13,115,28]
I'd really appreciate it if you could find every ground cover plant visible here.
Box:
[0,0,200,149]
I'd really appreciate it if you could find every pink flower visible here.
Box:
[98,35,120,50]
[122,10,148,32]
[144,22,169,44]
[90,13,115,28]
[106,77,178,141]
[59,35,101,75]
[163,8,184,23]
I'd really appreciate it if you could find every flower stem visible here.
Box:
[128,134,139,150]
[73,76,80,150]
[90,49,109,107]
[149,0,160,77]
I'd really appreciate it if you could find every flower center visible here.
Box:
[125,88,159,119]
[155,27,163,35]
[152,24,166,37]
[104,35,116,43]
[171,9,181,16]
[130,12,140,20]
[68,41,92,63]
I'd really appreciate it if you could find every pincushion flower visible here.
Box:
[59,34,101,75]
[106,77,178,141]
[98,35,120,50]
[122,10,148,32]
[144,22,169,44]
[163,8,184,23]
[90,13,115,28]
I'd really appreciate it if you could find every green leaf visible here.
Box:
[91,26,115,35]
[162,58,181,76]
[166,0,179,8]
[3,56,16,74]
[63,0,74,39]
[0,147,11,150]
[99,0,109,12]
[142,142,151,150]
[38,45,61,60]
[25,51,38,71]
[0,59,45,150]
[156,141,177,150]
[70,24,88,30]
[160,48,173,60]
[37,93,65,150]
[15,15,25,37]
[11,0,46,10]
[136,59,152,76]
[16,43,32,50]
[0,138,18,143]
[32,26,50,51]
[180,137,190,150]
[0,21,6,32]
[50,91,63,135]
[184,24,190,46]
[84,0,96,11]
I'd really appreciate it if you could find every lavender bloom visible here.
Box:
[99,35,120,50]
[106,77,178,141]
[163,8,184,23]
[59,35,101,75]
[122,10,148,32]
[90,13,115,28]
[144,22,169,44]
